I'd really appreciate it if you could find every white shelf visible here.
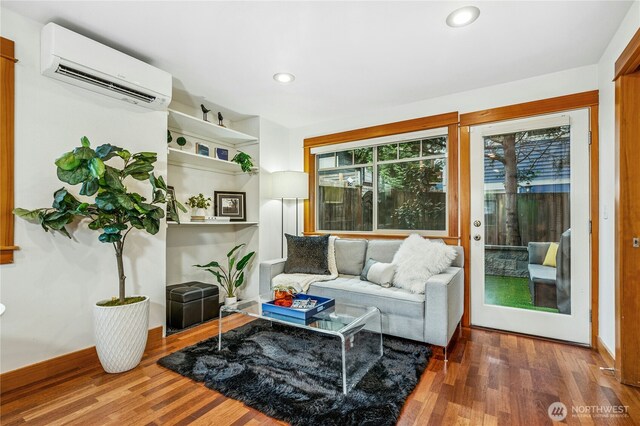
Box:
[168,148,258,174]
[168,109,257,146]
[167,221,258,227]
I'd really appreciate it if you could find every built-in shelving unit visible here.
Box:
[166,102,261,315]
[167,147,251,174]
[168,109,257,146]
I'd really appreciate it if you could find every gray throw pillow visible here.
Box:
[360,258,395,288]
[284,234,331,275]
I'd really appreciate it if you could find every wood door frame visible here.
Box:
[614,28,640,386]
[459,90,600,348]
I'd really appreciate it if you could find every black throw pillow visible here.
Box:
[284,234,331,275]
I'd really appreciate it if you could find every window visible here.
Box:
[316,134,448,233]
[304,112,459,238]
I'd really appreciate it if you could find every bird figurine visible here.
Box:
[200,104,211,122]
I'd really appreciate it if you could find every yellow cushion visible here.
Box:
[543,243,559,267]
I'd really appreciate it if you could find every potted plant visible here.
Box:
[185,193,211,221]
[232,151,255,174]
[272,284,299,307]
[14,136,168,374]
[194,244,255,305]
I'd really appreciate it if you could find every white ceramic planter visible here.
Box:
[93,296,150,374]
[191,208,205,221]
[225,296,238,305]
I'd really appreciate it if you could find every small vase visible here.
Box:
[225,296,238,305]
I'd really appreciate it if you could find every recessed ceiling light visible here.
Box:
[446,6,480,28]
[273,73,295,84]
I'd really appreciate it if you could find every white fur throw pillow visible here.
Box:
[392,234,457,294]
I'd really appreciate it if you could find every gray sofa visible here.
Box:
[260,238,464,350]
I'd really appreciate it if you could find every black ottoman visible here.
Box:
[166,282,219,329]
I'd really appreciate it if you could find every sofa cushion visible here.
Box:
[392,234,457,293]
[335,239,368,275]
[543,243,559,267]
[360,259,395,287]
[284,234,331,275]
[365,240,403,263]
[528,264,556,284]
[309,276,424,318]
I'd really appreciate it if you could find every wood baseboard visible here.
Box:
[596,336,615,368]
[0,326,163,395]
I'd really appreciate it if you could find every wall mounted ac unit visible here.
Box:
[41,23,172,110]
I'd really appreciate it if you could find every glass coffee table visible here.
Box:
[219,295,383,395]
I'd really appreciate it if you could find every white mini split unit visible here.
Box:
[41,23,172,110]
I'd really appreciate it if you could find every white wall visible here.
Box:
[596,1,640,357]
[0,9,168,373]
[258,118,295,264]
[289,64,599,169]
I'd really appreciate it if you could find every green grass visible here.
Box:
[484,275,559,313]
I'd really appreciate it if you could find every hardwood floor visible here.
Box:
[1,315,639,425]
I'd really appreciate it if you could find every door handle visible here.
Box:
[473,234,481,241]
[473,220,481,227]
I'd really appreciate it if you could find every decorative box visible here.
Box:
[262,294,335,321]
[166,282,219,329]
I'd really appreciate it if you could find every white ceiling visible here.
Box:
[3,1,634,128]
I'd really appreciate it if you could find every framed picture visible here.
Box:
[215,147,229,161]
[195,143,210,157]
[214,191,246,221]
[166,186,180,223]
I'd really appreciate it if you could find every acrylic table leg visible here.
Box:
[218,309,223,351]
[340,335,347,395]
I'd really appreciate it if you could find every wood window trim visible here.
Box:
[303,112,460,241]
[1,37,17,265]
[459,90,600,351]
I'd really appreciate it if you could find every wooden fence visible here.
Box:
[484,192,570,246]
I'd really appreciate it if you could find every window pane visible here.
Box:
[354,147,373,164]
[318,153,335,169]
[399,140,420,159]
[377,160,446,230]
[483,125,571,315]
[337,150,353,166]
[377,143,397,162]
[318,167,373,231]
[422,136,447,156]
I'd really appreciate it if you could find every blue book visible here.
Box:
[216,148,229,161]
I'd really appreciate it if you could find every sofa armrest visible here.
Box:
[423,267,464,347]
[259,258,286,295]
[528,242,551,265]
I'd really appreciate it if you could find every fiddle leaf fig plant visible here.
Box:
[194,244,256,298]
[13,136,168,306]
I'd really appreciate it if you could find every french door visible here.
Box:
[470,109,591,344]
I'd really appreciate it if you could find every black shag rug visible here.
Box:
[157,320,431,426]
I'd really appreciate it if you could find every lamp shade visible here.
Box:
[272,171,309,199]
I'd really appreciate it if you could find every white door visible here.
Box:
[470,109,591,344]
